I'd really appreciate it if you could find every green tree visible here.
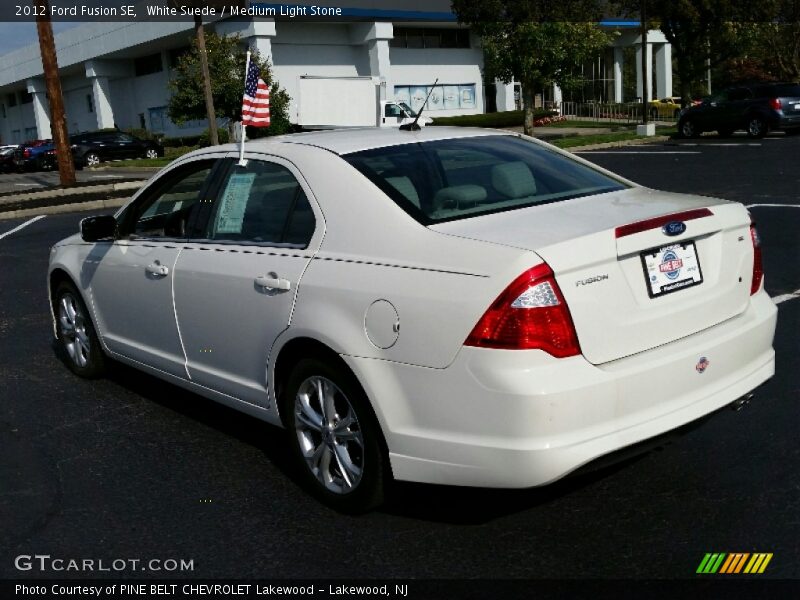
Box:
[751,0,800,81]
[452,1,612,135]
[168,32,292,140]
[617,1,767,105]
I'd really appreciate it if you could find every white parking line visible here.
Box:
[576,151,701,155]
[678,143,761,147]
[14,183,44,187]
[746,204,800,209]
[90,175,123,179]
[0,215,46,240]
[774,290,800,305]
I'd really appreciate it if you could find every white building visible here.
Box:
[0,10,671,144]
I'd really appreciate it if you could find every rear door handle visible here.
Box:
[255,275,291,291]
[146,262,169,277]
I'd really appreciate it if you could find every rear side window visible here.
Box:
[344,135,628,224]
[755,84,800,98]
[206,160,315,247]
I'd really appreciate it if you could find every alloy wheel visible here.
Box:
[85,153,100,167]
[748,118,765,138]
[294,375,364,494]
[145,149,158,159]
[58,293,90,368]
[681,119,695,138]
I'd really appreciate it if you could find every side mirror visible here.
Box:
[80,215,117,242]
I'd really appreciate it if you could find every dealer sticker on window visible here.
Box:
[641,241,703,298]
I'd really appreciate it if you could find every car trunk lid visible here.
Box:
[431,187,755,364]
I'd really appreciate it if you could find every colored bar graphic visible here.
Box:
[699,552,772,574]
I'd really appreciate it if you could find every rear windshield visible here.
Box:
[343,135,628,224]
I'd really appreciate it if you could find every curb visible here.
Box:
[0,196,128,221]
[564,135,672,152]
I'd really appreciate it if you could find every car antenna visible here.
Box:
[400,78,438,131]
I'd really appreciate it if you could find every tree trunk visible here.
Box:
[522,80,535,136]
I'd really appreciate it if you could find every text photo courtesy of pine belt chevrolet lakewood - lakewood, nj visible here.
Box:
[3,0,800,596]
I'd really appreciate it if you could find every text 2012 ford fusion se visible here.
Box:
[48,127,777,511]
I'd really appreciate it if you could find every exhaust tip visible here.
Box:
[731,393,754,412]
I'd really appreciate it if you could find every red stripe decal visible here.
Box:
[615,208,714,238]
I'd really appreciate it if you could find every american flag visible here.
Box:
[242,61,270,127]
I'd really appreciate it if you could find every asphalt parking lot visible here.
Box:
[1,134,799,588]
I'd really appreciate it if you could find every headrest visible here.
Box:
[433,184,487,210]
[492,161,537,199]
[386,176,420,208]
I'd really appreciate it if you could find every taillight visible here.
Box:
[23,149,31,158]
[750,221,763,295]
[769,98,782,110]
[465,263,581,357]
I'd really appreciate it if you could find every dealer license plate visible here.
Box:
[640,241,703,298]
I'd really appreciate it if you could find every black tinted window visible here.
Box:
[208,161,315,247]
[344,136,628,224]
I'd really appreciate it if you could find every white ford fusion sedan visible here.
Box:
[48,127,777,511]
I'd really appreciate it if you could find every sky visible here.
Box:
[0,22,80,55]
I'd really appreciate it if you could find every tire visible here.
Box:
[717,128,736,138]
[678,117,700,138]
[84,152,101,167]
[746,115,768,138]
[650,108,659,121]
[54,281,107,378]
[282,358,387,513]
[145,148,159,159]
[673,109,681,119]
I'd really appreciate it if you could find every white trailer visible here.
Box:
[296,76,431,129]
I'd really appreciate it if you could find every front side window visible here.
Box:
[124,161,215,238]
[206,161,315,247]
[344,135,628,224]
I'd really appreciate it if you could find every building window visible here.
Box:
[134,53,164,77]
[86,94,94,113]
[394,84,476,112]
[20,91,33,104]
[7,93,17,107]
[390,28,470,49]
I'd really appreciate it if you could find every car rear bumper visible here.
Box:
[345,290,777,488]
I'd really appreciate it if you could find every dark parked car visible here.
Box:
[13,140,54,171]
[678,82,800,138]
[70,131,164,167]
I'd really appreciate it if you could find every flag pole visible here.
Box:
[238,50,251,167]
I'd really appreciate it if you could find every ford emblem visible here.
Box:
[662,221,686,236]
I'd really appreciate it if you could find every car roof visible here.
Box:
[242,126,511,155]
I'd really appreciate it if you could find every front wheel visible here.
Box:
[54,282,106,378]
[283,358,387,513]
[746,116,768,138]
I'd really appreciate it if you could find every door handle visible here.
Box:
[146,262,169,277]
[255,275,291,291]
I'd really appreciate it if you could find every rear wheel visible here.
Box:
[54,281,106,378]
[282,358,387,513]
[145,148,159,159]
[678,117,700,138]
[650,108,659,120]
[746,116,768,138]
[84,152,101,167]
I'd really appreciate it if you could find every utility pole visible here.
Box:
[641,0,648,125]
[194,15,218,146]
[34,0,75,186]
